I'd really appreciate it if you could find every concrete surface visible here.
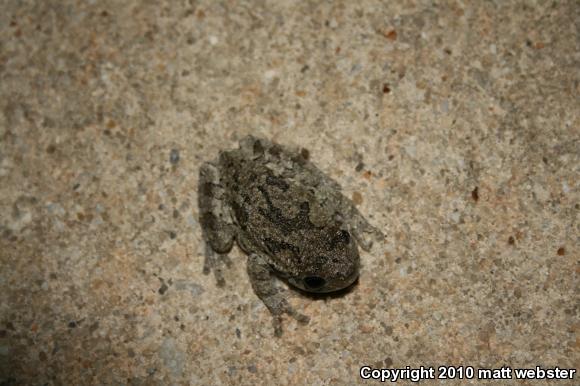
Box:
[0,0,578,385]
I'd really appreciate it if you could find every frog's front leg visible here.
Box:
[246,253,310,336]
[338,196,384,252]
[198,162,235,287]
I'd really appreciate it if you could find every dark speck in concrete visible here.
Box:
[300,147,309,161]
[170,149,180,165]
[471,187,479,202]
[382,324,393,335]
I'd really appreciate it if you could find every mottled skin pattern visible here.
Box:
[198,136,382,336]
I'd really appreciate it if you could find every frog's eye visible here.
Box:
[304,276,326,290]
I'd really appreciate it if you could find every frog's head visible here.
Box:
[287,228,360,293]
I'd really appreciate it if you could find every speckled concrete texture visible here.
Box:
[0,1,578,385]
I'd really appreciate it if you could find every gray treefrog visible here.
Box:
[198,135,382,336]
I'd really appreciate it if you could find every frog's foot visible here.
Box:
[339,213,383,251]
[270,298,310,337]
[247,253,310,336]
[337,198,384,251]
[203,243,233,287]
[351,222,385,251]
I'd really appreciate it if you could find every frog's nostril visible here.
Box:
[304,276,326,290]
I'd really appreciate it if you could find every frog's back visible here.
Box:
[216,137,334,269]
[218,138,314,223]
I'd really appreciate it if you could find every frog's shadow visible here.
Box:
[286,277,360,301]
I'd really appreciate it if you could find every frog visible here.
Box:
[198,135,383,336]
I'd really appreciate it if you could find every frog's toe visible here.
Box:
[221,254,233,268]
[371,226,385,242]
[289,310,310,325]
[203,262,226,287]
[272,316,284,337]
[203,244,232,287]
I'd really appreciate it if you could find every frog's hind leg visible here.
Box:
[199,162,235,287]
[247,253,310,336]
